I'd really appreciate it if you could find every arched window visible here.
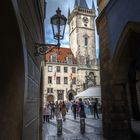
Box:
[85,37,88,46]
[83,34,89,47]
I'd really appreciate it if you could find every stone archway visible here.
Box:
[68,92,74,101]
[0,1,26,140]
[67,89,76,101]
[111,23,140,139]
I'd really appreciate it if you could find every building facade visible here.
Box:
[43,47,77,104]
[96,0,140,139]
[68,0,100,92]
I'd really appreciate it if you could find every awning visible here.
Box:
[75,86,101,98]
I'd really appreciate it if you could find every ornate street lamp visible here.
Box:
[35,7,67,55]
[51,8,67,50]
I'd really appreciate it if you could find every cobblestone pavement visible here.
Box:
[43,110,105,140]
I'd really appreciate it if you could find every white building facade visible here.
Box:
[43,47,77,105]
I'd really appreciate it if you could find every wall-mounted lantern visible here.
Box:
[35,7,67,55]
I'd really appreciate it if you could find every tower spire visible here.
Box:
[92,0,95,10]
[74,0,78,8]
[79,0,89,9]
[68,7,70,17]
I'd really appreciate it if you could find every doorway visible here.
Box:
[68,93,74,101]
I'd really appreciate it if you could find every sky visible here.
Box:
[44,0,99,57]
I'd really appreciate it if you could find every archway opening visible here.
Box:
[68,93,74,101]
[113,27,140,139]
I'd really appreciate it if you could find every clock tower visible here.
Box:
[68,0,100,92]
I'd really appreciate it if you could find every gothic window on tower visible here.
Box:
[85,37,88,47]
[86,56,90,67]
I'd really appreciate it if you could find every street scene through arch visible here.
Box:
[43,0,102,139]
[1,0,140,140]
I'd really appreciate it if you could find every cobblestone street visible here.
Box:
[43,111,105,140]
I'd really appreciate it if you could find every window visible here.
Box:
[85,37,88,46]
[72,67,76,73]
[51,55,57,62]
[48,76,52,84]
[57,90,64,100]
[47,88,53,93]
[56,77,61,84]
[48,66,52,72]
[72,77,76,84]
[67,57,72,64]
[64,77,68,84]
[64,67,68,73]
[57,66,60,72]
[86,56,90,66]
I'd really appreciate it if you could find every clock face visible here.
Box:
[82,17,89,23]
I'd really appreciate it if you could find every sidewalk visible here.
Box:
[43,110,105,140]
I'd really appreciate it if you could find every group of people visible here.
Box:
[43,98,100,123]
[43,101,68,123]
[71,98,100,120]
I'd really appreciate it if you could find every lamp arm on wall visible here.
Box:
[35,43,58,56]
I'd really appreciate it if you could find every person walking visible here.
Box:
[61,101,67,121]
[93,98,99,119]
[65,101,69,112]
[72,100,77,120]
[78,98,86,118]
[76,101,80,117]
[43,106,47,123]
[50,101,55,119]
[45,103,51,123]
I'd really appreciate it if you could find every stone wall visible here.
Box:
[0,0,44,140]
[96,8,131,140]
[17,0,44,139]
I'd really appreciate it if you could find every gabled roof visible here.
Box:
[45,47,77,64]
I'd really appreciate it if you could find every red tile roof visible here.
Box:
[44,46,77,64]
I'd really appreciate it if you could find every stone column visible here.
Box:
[96,12,131,140]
